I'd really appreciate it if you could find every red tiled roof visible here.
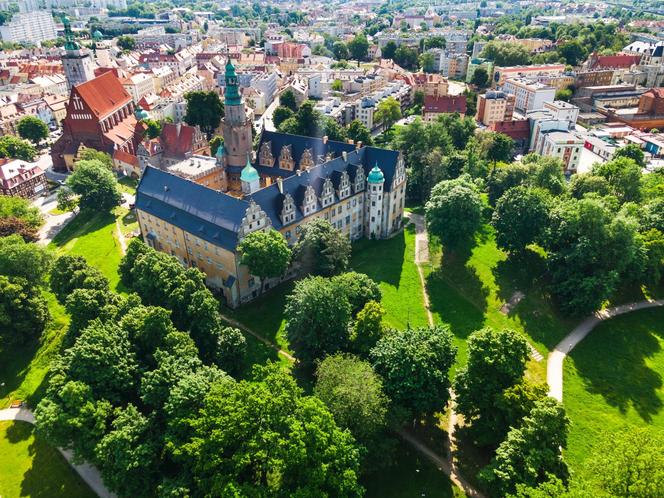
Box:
[160,123,196,157]
[644,88,664,98]
[113,149,139,167]
[590,54,641,69]
[423,95,467,114]
[74,71,132,119]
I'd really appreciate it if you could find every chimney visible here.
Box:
[322,135,328,144]
[342,151,347,161]
[276,176,283,193]
[356,141,362,149]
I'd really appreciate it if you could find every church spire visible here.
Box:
[62,16,79,52]
[224,57,242,107]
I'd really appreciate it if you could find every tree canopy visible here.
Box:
[237,229,291,293]
[17,115,48,145]
[67,160,122,212]
[292,218,351,276]
[184,91,224,139]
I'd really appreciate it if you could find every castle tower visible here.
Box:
[61,17,95,91]
[221,58,253,167]
[240,154,260,195]
[215,142,228,191]
[367,163,385,238]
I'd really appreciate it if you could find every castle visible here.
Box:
[135,59,407,307]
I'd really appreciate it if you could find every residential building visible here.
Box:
[137,122,209,174]
[0,10,57,45]
[135,59,406,308]
[0,158,47,197]
[492,64,566,87]
[429,50,469,79]
[502,78,556,113]
[475,90,515,126]
[423,95,467,121]
[489,119,531,153]
[532,130,583,173]
[466,58,493,84]
[123,72,155,103]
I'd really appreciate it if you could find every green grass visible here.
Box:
[49,208,126,293]
[0,421,96,498]
[351,224,429,330]
[363,436,465,498]
[117,176,138,195]
[0,291,69,409]
[563,307,664,487]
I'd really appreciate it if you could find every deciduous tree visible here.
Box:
[0,276,49,346]
[67,159,122,212]
[0,234,52,284]
[184,91,224,139]
[292,218,351,276]
[16,115,48,145]
[238,229,291,293]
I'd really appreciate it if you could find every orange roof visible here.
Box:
[113,149,139,166]
[74,71,132,119]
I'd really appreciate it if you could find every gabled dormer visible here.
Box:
[238,199,271,238]
[391,153,406,190]
[337,171,351,199]
[301,185,317,216]
[279,145,295,171]
[280,193,296,225]
[354,165,365,193]
[299,148,314,170]
[319,177,335,207]
[259,141,274,167]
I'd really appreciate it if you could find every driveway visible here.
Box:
[32,192,76,245]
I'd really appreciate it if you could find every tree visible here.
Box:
[569,174,611,199]
[78,148,113,169]
[50,255,109,303]
[480,398,570,496]
[285,276,352,364]
[279,88,298,112]
[209,135,223,156]
[94,405,160,498]
[331,271,381,314]
[117,35,135,51]
[143,118,162,139]
[425,177,483,254]
[0,216,38,242]
[332,41,349,60]
[57,320,139,404]
[331,79,343,92]
[314,354,389,443]
[348,33,369,61]
[454,327,530,446]
[642,228,664,287]
[0,234,52,284]
[375,96,402,130]
[347,119,372,146]
[177,365,362,496]
[492,186,551,255]
[237,229,291,293]
[613,143,646,168]
[588,427,664,498]
[419,52,436,73]
[484,131,514,167]
[0,194,42,230]
[370,325,456,419]
[382,40,397,60]
[56,186,77,212]
[471,67,490,88]
[184,91,224,139]
[16,115,48,145]
[0,135,37,161]
[558,39,587,66]
[393,45,418,69]
[555,87,573,102]
[592,157,642,203]
[0,276,49,346]
[481,40,532,66]
[67,160,121,212]
[272,105,294,128]
[351,300,386,356]
[292,218,351,276]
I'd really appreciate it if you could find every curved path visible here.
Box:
[547,299,664,401]
[0,407,116,498]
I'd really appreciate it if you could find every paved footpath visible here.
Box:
[0,407,116,498]
[547,299,664,401]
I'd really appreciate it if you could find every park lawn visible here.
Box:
[424,227,569,382]
[49,207,126,293]
[0,421,96,498]
[117,175,138,195]
[363,436,466,498]
[0,291,68,409]
[563,307,664,488]
[351,224,429,330]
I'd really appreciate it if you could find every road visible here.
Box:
[32,191,76,245]
[256,95,280,133]
[547,299,664,401]
[0,407,115,498]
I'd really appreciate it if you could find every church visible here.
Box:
[135,59,407,307]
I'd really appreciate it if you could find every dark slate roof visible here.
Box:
[136,167,249,251]
[258,129,356,167]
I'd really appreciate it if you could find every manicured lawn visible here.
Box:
[0,421,96,498]
[563,307,664,487]
[0,291,69,409]
[117,175,138,195]
[351,224,429,330]
[363,436,465,498]
[50,208,125,293]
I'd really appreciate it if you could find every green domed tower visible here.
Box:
[221,57,253,169]
[240,155,260,194]
[367,163,385,238]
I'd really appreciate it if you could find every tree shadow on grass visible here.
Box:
[453,425,492,494]
[50,210,114,249]
[426,248,488,342]
[570,311,664,422]
[0,339,40,408]
[5,419,32,443]
[350,229,406,288]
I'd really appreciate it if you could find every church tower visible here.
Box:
[221,58,253,167]
[61,17,96,91]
